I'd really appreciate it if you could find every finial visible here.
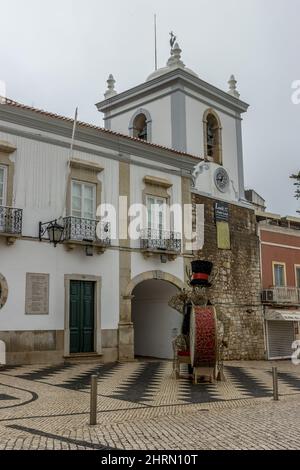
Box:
[104,74,117,99]
[167,42,185,68]
[227,74,240,99]
[172,43,181,59]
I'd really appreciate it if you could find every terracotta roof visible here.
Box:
[1,97,203,161]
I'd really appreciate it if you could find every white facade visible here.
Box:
[0,43,250,364]
[0,96,195,364]
[97,44,249,204]
[0,240,119,332]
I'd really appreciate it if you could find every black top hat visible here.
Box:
[190,260,213,287]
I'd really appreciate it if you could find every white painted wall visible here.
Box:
[108,94,172,148]
[132,279,182,359]
[107,89,242,204]
[185,96,205,156]
[0,128,119,239]
[131,252,184,282]
[130,162,183,247]
[0,117,186,340]
[185,95,240,201]
[0,239,119,331]
[130,161,184,282]
[194,162,237,202]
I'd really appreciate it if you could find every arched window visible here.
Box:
[203,109,222,164]
[133,113,148,140]
[129,109,152,142]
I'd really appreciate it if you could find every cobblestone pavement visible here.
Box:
[0,360,300,450]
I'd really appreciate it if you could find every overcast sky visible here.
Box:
[0,0,299,215]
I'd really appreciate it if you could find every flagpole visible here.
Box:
[62,107,78,218]
[69,107,78,160]
[154,14,158,71]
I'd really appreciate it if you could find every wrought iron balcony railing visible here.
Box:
[140,228,181,253]
[0,206,23,236]
[63,216,111,246]
[262,287,300,305]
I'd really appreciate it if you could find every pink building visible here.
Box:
[258,213,300,359]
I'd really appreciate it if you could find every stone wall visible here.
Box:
[0,330,64,364]
[192,193,265,360]
[0,329,118,365]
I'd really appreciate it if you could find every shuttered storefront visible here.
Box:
[267,321,295,359]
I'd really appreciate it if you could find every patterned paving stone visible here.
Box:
[6,424,118,450]
[277,371,300,392]
[225,366,272,398]
[16,363,75,382]
[2,395,300,450]
[0,361,300,450]
[110,362,165,404]
[1,360,300,413]
[178,380,222,404]
[0,394,18,401]
[55,363,121,391]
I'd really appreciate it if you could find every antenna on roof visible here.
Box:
[154,14,158,71]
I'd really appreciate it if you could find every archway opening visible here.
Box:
[132,279,182,360]
[132,113,148,140]
[203,110,222,164]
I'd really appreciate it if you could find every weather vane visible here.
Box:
[169,31,176,50]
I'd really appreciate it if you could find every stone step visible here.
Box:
[63,353,103,364]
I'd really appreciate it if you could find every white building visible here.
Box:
[0,43,251,364]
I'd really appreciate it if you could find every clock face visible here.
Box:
[214,167,229,193]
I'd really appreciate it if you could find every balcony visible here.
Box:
[0,206,23,244]
[63,216,111,254]
[140,228,181,261]
[262,287,300,306]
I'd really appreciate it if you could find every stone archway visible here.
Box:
[118,270,185,361]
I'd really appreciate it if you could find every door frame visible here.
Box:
[64,274,101,356]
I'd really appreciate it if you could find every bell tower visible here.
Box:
[96,40,249,202]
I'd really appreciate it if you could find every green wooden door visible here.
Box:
[70,281,95,354]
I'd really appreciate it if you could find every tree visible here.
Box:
[290,171,300,213]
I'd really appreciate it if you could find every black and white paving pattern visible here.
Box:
[1,360,300,408]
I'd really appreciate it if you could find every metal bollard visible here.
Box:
[90,375,98,425]
[272,367,279,401]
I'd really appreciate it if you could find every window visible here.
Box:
[0,165,7,206]
[146,195,167,231]
[132,113,148,141]
[273,263,286,287]
[296,266,300,288]
[203,110,222,164]
[71,180,96,219]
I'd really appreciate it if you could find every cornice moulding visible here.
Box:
[0,107,198,173]
[96,69,249,115]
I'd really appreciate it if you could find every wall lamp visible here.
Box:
[39,219,65,247]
